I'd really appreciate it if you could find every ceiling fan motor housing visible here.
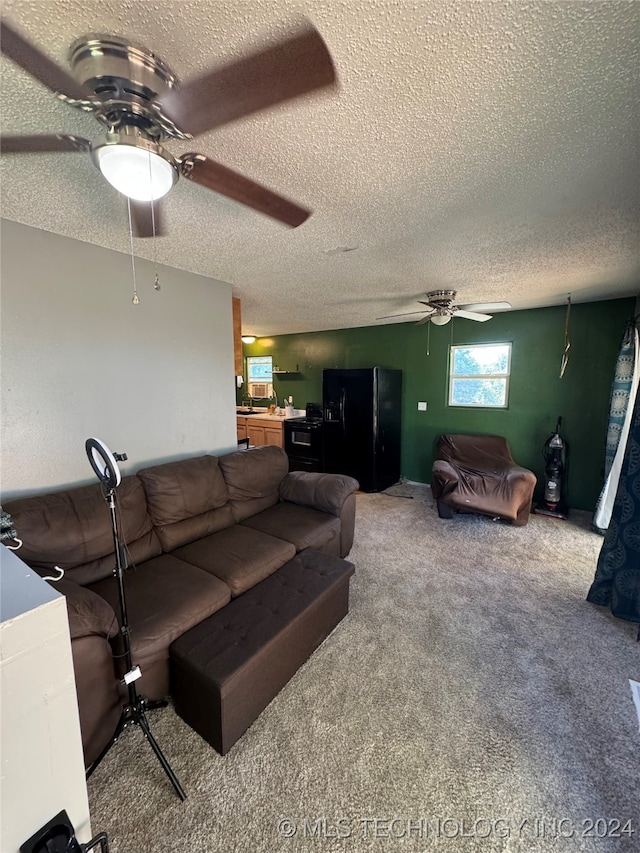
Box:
[426,289,457,310]
[68,35,188,140]
[69,36,186,201]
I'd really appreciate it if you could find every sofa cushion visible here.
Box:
[173,525,296,597]
[88,554,231,688]
[138,455,234,551]
[4,476,162,585]
[218,446,288,522]
[240,503,341,555]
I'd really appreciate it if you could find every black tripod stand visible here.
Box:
[84,438,185,801]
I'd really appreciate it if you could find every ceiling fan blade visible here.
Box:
[0,19,92,102]
[455,309,493,322]
[1,133,90,153]
[458,301,511,312]
[159,25,336,137]
[376,310,433,320]
[179,154,310,227]
[415,314,434,326]
[130,200,166,238]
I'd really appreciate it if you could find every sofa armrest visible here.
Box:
[506,466,537,485]
[279,472,359,517]
[52,578,118,641]
[53,580,122,768]
[430,460,458,499]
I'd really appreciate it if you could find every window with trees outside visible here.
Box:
[449,343,512,408]
[246,355,273,398]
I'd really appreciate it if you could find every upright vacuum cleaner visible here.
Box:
[534,417,569,519]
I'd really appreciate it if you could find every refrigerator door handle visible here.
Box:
[340,388,347,437]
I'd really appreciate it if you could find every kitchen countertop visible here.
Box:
[236,408,305,420]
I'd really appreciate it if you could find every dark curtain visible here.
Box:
[587,385,640,624]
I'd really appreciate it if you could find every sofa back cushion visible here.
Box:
[3,476,161,585]
[218,445,288,522]
[137,455,234,551]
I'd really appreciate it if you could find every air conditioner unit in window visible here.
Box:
[249,382,270,398]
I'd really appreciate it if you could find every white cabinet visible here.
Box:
[1,548,92,851]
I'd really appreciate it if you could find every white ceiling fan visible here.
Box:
[377,290,512,326]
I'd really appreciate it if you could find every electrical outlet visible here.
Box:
[417,401,427,411]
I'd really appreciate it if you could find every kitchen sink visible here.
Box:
[236,409,262,415]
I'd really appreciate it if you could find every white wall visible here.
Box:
[1,220,237,498]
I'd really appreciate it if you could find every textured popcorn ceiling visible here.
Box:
[1,0,639,335]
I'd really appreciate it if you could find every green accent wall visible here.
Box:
[240,298,636,511]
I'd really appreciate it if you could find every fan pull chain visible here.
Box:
[152,204,161,291]
[425,321,431,356]
[148,153,161,292]
[126,197,140,305]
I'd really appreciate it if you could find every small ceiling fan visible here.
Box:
[0,18,336,236]
[377,290,512,326]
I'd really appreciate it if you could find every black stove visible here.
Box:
[284,403,324,471]
[286,416,323,427]
[286,402,323,427]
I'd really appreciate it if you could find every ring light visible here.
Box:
[85,437,122,489]
[81,436,185,798]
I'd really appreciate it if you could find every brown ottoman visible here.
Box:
[169,549,355,754]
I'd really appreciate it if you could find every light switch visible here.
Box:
[417,401,427,411]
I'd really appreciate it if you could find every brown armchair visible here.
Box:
[431,434,537,527]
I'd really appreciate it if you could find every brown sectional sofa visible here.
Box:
[4,446,358,765]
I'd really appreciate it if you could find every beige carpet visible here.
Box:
[87,485,639,852]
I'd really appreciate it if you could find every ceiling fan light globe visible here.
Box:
[430,313,451,326]
[97,145,176,201]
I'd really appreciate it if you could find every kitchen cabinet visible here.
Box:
[237,416,283,449]
[247,422,266,447]
[263,423,285,447]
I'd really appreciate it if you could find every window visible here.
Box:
[448,343,511,408]
[247,356,273,398]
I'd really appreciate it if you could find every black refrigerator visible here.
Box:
[322,367,402,492]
